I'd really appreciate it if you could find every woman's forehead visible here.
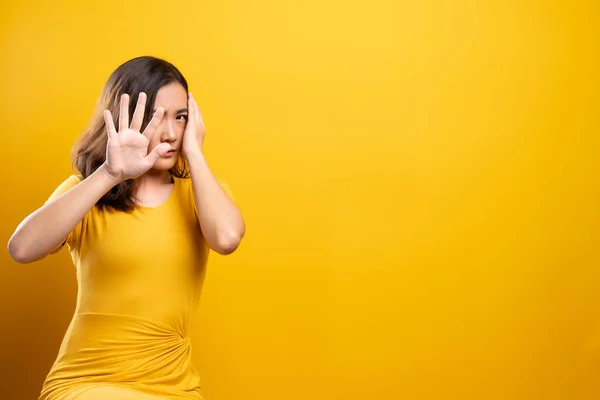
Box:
[154,82,187,108]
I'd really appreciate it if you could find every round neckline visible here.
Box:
[134,176,178,211]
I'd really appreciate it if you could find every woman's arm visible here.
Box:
[187,152,246,255]
[8,92,172,264]
[7,164,121,263]
[182,93,245,255]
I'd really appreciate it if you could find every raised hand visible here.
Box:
[182,92,206,159]
[102,93,171,181]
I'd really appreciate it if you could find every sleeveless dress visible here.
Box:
[38,174,231,400]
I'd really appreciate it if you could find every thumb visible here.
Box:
[145,143,171,166]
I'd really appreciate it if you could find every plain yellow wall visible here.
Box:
[1,0,599,399]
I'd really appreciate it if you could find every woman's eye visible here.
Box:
[176,115,188,121]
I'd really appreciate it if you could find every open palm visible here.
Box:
[103,92,170,181]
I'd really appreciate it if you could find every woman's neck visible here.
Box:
[133,170,174,207]
[139,170,173,186]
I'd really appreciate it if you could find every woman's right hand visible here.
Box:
[102,92,170,181]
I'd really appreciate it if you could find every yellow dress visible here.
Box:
[38,174,231,400]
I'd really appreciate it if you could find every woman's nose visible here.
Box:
[159,118,177,141]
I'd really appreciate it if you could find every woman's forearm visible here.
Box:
[7,164,122,263]
[187,152,245,255]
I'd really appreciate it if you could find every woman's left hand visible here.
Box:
[182,92,206,159]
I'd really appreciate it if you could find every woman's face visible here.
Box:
[147,82,188,170]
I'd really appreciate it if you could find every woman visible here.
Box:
[7,56,246,399]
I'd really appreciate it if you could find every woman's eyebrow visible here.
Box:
[152,108,188,114]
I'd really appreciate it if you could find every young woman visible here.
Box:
[7,56,246,399]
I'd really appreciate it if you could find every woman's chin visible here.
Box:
[152,158,178,171]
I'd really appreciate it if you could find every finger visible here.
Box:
[193,98,202,125]
[103,110,117,139]
[190,93,202,124]
[189,93,198,124]
[130,92,147,132]
[141,106,165,141]
[144,142,171,166]
[187,94,194,125]
[119,94,130,132]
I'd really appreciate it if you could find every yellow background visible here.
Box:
[1,0,599,399]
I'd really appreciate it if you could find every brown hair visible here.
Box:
[72,56,190,212]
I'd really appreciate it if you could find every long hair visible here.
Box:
[72,56,190,212]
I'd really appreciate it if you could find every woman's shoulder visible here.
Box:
[58,173,84,186]
[172,176,234,199]
[46,174,84,203]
